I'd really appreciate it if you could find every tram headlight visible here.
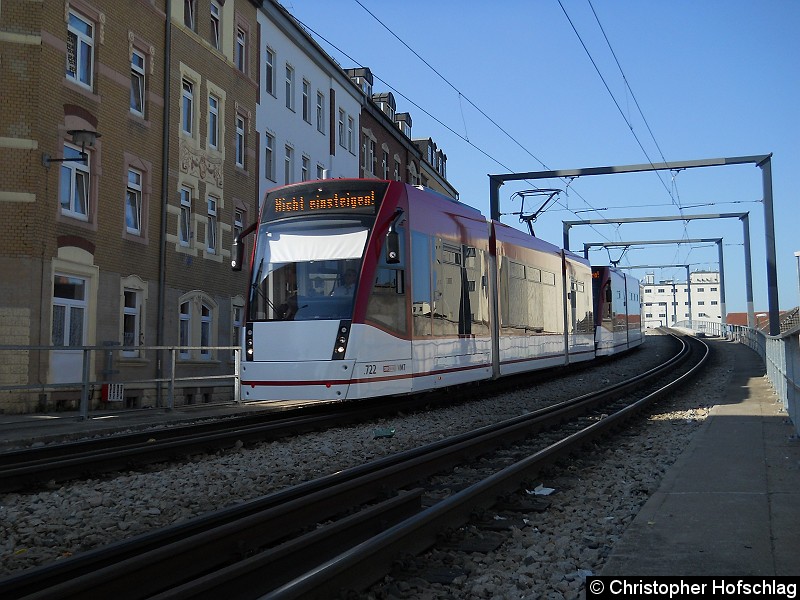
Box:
[331,320,351,360]
[245,327,254,361]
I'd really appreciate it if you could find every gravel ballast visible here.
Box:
[0,333,743,598]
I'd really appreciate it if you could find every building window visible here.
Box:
[382,151,389,179]
[66,10,94,89]
[179,301,191,358]
[698,301,705,306]
[182,79,194,135]
[207,196,218,254]
[301,155,309,181]
[210,1,221,49]
[316,92,324,132]
[130,49,145,116]
[711,300,718,306]
[697,287,705,292]
[394,160,400,181]
[59,144,89,221]
[126,169,142,235]
[361,136,367,172]
[338,109,346,147]
[178,293,217,361]
[233,209,243,245]
[302,80,310,122]
[368,139,376,175]
[265,48,275,96]
[285,64,294,110]
[208,95,219,149]
[200,303,213,358]
[284,145,294,183]
[52,275,87,347]
[316,164,324,179]
[235,115,245,168]
[179,186,192,246]
[122,289,141,357]
[235,27,246,72]
[347,117,355,153]
[265,133,275,181]
[184,0,197,31]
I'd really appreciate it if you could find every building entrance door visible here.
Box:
[50,274,87,384]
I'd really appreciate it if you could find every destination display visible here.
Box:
[264,181,388,220]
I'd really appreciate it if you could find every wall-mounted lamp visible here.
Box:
[42,129,101,167]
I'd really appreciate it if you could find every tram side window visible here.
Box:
[467,248,490,336]
[365,225,407,334]
[411,232,432,336]
[433,240,463,336]
[571,278,593,334]
[500,258,556,334]
[365,267,406,334]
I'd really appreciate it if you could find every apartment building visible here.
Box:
[167,0,259,403]
[256,0,362,203]
[0,0,258,412]
[641,271,723,328]
[414,137,457,199]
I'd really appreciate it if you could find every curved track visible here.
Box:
[0,331,708,600]
[0,344,658,493]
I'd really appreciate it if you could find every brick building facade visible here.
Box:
[0,0,258,412]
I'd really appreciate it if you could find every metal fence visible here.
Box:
[0,344,240,420]
[675,320,800,435]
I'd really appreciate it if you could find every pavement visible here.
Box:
[602,338,800,576]
[2,337,798,576]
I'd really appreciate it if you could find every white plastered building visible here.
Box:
[641,271,722,328]
[256,1,363,205]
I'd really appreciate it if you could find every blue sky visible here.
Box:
[282,0,799,313]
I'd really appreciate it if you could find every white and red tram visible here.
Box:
[232,179,640,402]
[591,265,644,356]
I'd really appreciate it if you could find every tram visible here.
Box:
[232,179,640,402]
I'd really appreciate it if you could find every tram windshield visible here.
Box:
[248,222,368,321]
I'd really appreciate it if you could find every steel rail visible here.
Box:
[263,334,709,599]
[0,333,698,599]
[0,342,661,493]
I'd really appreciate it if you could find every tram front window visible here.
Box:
[248,223,369,321]
[250,259,361,321]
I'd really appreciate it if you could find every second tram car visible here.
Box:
[591,266,644,356]
[233,179,641,402]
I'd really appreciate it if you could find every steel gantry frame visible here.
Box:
[562,212,755,328]
[489,154,780,334]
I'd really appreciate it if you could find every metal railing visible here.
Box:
[0,344,241,420]
[674,320,800,435]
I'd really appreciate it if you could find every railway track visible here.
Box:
[0,343,657,494]
[0,331,708,600]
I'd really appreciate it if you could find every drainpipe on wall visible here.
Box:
[156,4,173,407]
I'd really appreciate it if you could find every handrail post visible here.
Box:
[79,347,90,420]
[234,347,241,403]
[168,347,176,411]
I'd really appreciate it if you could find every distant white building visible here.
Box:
[641,271,722,328]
